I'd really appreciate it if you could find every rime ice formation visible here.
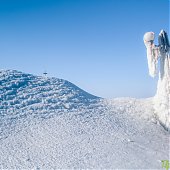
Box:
[144,30,170,130]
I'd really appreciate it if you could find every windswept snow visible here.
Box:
[0,70,99,114]
[0,70,169,169]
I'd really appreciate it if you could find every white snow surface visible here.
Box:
[0,70,169,169]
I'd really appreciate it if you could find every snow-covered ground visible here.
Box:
[0,70,169,169]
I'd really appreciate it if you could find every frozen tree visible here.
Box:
[144,30,170,130]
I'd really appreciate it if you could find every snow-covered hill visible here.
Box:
[0,70,169,169]
[0,70,99,111]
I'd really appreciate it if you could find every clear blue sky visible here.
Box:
[0,0,169,98]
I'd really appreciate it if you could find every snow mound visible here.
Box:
[0,70,99,117]
[0,70,169,169]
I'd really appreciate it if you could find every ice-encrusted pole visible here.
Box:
[144,30,170,131]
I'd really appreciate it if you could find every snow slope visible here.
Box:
[0,70,169,169]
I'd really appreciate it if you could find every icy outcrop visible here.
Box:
[144,30,170,130]
[154,52,170,130]
[143,32,159,77]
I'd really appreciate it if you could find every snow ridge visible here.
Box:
[0,70,100,118]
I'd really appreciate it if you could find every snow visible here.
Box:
[154,52,170,130]
[0,70,169,169]
[144,31,170,131]
[143,32,159,77]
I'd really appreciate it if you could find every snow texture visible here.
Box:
[143,32,159,77]
[144,31,170,131]
[0,70,169,169]
[154,51,170,131]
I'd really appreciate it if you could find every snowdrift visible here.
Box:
[0,70,169,169]
[0,70,99,115]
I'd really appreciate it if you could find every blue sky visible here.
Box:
[0,0,169,98]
